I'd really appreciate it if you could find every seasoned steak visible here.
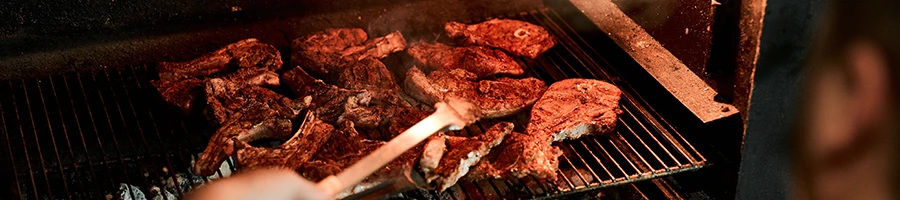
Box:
[527,79,623,142]
[292,29,406,77]
[234,113,335,171]
[404,67,546,119]
[338,93,430,139]
[407,41,523,79]
[203,78,302,126]
[281,67,368,124]
[150,78,205,113]
[445,19,556,59]
[420,122,513,191]
[158,38,282,80]
[464,132,562,181]
[193,110,294,176]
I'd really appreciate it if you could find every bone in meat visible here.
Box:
[445,19,557,59]
[404,67,546,119]
[420,122,513,191]
[464,132,562,181]
[158,38,282,80]
[281,67,367,124]
[292,28,406,77]
[233,112,334,171]
[527,78,623,142]
[407,41,523,79]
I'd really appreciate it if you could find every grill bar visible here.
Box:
[54,75,105,198]
[35,78,75,198]
[0,7,708,199]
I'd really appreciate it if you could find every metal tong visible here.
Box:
[315,97,479,198]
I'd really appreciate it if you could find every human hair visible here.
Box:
[792,0,900,199]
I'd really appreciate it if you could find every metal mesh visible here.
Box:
[0,8,705,200]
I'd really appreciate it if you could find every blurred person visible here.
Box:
[185,168,330,200]
[793,0,900,199]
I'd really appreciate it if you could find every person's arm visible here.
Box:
[185,168,331,200]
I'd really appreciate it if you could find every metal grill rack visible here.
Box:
[0,8,706,200]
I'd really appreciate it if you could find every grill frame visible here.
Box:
[0,7,712,200]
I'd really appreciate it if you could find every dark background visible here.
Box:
[736,0,826,199]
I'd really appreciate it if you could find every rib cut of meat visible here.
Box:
[158,38,282,80]
[281,67,367,124]
[445,19,556,59]
[292,29,406,77]
[203,78,302,126]
[407,41,523,79]
[527,78,623,142]
[192,110,294,176]
[233,112,335,171]
[152,39,282,113]
[192,79,304,176]
[151,78,205,113]
[464,132,562,181]
[404,67,546,119]
[420,122,513,191]
[338,93,430,139]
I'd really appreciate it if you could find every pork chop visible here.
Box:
[464,132,562,181]
[404,67,546,119]
[420,122,513,191]
[407,41,524,79]
[233,112,335,171]
[445,19,556,59]
[158,38,282,80]
[527,78,622,142]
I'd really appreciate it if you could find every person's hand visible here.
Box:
[185,168,331,200]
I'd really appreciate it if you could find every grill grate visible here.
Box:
[0,8,705,200]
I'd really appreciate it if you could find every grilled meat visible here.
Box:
[158,38,282,80]
[404,67,546,119]
[150,78,205,113]
[336,57,400,94]
[420,122,513,191]
[204,78,302,126]
[464,132,562,181]
[223,67,281,87]
[233,112,335,170]
[292,29,406,77]
[193,111,294,176]
[527,79,622,142]
[282,67,367,124]
[192,78,304,176]
[445,19,556,59]
[407,42,523,79]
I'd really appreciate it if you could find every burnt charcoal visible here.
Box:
[445,19,557,59]
[158,38,282,80]
[527,78,623,142]
[407,41,523,79]
[404,67,546,119]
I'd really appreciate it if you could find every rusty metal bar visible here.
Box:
[34,78,76,198]
[7,81,49,199]
[57,74,107,198]
[83,71,139,199]
[0,88,25,199]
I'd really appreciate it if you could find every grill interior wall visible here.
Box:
[0,8,708,199]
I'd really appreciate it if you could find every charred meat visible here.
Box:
[527,78,622,142]
[234,112,335,171]
[150,78,205,113]
[292,29,406,76]
[420,122,513,191]
[445,19,556,59]
[192,111,294,176]
[204,78,302,126]
[404,67,545,119]
[281,67,367,124]
[407,42,523,79]
[158,38,282,80]
[464,132,562,181]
